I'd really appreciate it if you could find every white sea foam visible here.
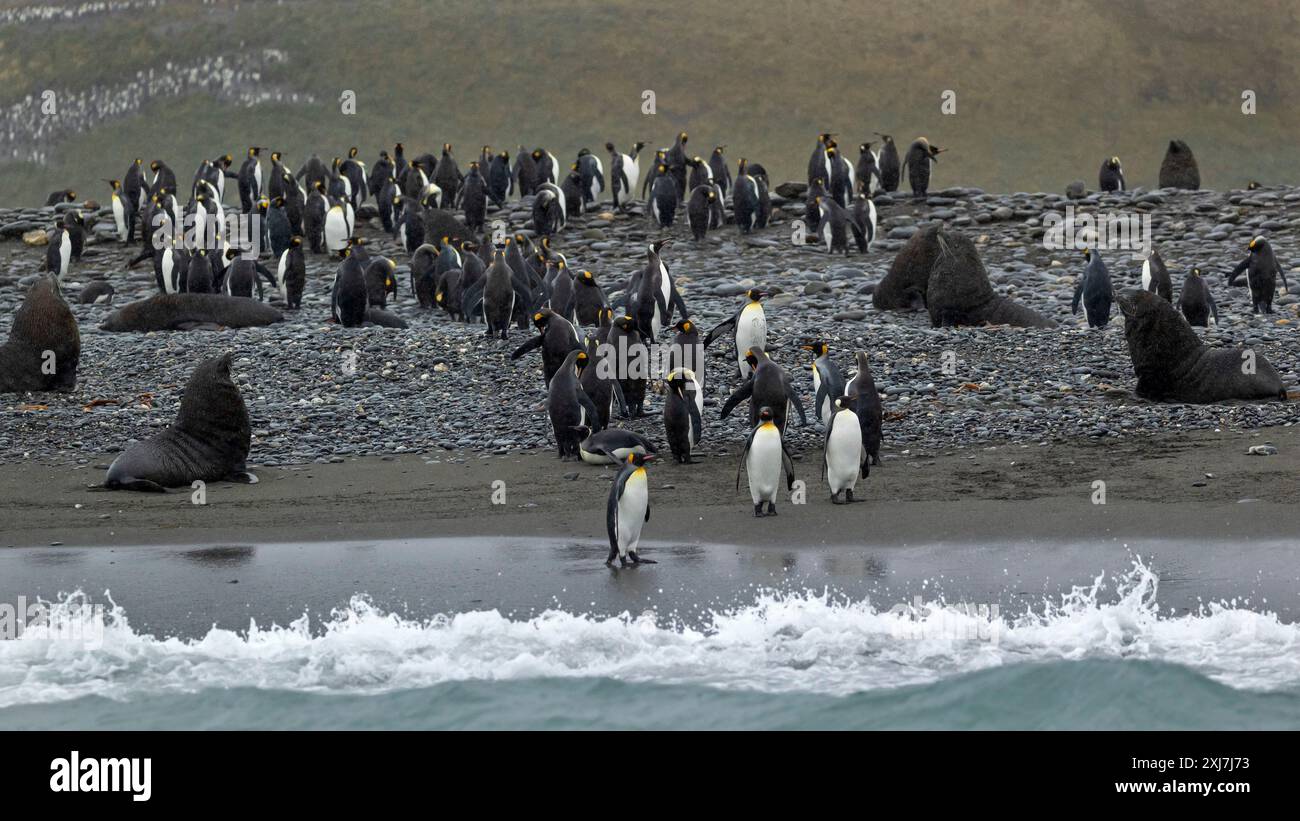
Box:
[1,558,1296,708]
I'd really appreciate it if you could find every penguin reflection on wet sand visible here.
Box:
[606,452,657,567]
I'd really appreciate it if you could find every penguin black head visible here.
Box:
[532,308,553,328]
[746,289,769,302]
[150,160,161,172]
[604,142,616,153]
[1248,235,1267,252]
[859,142,873,153]
[272,196,285,208]
[707,189,716,202]
[657,163,668,174]
[221,154,233,165]
[571,424,592,440]
[615,314,636,331]
[1082,248,1092,263]
[1108,156,1121,169]
[531,149,543,160]
[875,133,894,144]
[756,405,775,423]
[650,238,672,256]
[133,158,143,166]
[678,132,688,143]
[1191,266,1202,278]
[225,247,239,261]
[348,147,359,159]
[291,236,302,247]
[713,145,726,156]
[832,395,853,412]
[574,350,590,373]
[105,179,120,190]
[1247,181,1261,190]
[673,318,695,334]
[248,147,261,157]
[626,452,654,468]
[579,269,596,285]
[800,340,829,358]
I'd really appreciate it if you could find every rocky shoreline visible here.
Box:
[1,184,1297,470]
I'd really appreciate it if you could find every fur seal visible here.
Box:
[1118,290,1285,403]
[0,276,80,393]
[77,281,116,305]
[872,224,941,311]
[100,293,283,332]
[1158,140,1200,190]
[926,228,1057,328]
[104,353,257,491]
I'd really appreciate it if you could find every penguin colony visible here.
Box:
[7,133,1294,569]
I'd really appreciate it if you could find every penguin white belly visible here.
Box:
[193,209,207,250]
[254,162,262,195]
[747,427,783,505]
[277,250,290,301]
[866,200,877,245]
[870,151,881,193]
[616,470,649,556]
[826,411,864,494]
[112,194,126,240]
[58,232,71,280]
[845,162,856,195]
[625,156,640,195]
[162,251,177,293]
[580,447,616,465]
[1141,258,1152,291]
[345,203,355,235]
[820,218,833,252]
[324,207,348,252]
[735,304,767,373]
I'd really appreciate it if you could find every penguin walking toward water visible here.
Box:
[1073,249,1113,327]
[902,138,944,198]
[238,147,263,213]
[737,406,795,518]
[800,340,847,427]
[1177,267,1219,327]
[1142,249,1173,301]
[705,289,769,379]
[650,164,678,228]
[664,368,704,463]
[875,134,900,192]
[824,397,866,504]
[606,452,657,567]
[1227,235,1289,314]
[1099,157,1126,192]
[846,351,882,472]
[330,244,368,327]
[548,349,599,460]
[276,236,306,308]
[687,185,716,240]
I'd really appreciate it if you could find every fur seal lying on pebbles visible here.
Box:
[925,228,1057,328]
[104,353,257,491]
[1119,290,1285,403]
[100,293,283,332]
[0,275,80,393]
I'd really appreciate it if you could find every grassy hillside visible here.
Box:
[3,0,1299,205]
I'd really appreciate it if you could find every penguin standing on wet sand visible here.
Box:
[1177,266,1219,327]
[737,406,795,518]
[875,134,901,192]
[1142,248,1172,301]
[664,368,704,463]
[846,351,883,472]
[1099,157,1126,192]
[705,289,769,378]
[902,138,944,198]
[1073,248,1113,328]
[606,452,657,567]
[1227,235,1289,314]
[548,349,599,460]
[824,396,865,504]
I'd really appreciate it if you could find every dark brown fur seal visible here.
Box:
[926,228,1056,328]
[104,353,256,491]
[1158,140,1200,190]
[1119,290,1285,403]
[0,276,80,393]
[100,293,283,332]
[872,224,940,311]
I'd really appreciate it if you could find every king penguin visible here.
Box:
[823,396,866,504]
[705,288,769,378]
[737,406,795,517]
[606,452,657,567]
[1072,248,1113,328]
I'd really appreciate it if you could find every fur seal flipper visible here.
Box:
[1119,290,1285,403]
[0,276,80,393]
[100,293,282,332]
[105,353,256,490]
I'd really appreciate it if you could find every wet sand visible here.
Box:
[2,425,1296,550]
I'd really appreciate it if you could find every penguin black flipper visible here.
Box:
[255,262,276,296]
[1227,257,1249,287]
[735,427,758,491]
[578,388,600,428]
[1071,278,1085,314]
[720,378,754,420]
[612,379,630,418]
[687,390,703,445]
[781,443,796,491]
[606,466,630,566]
[461,277,487,320]
[510,334,544,360]
[669,284,689,324]
[1207,289,1220,324]
[789,383,809,426]
[1277,260,1291,292]
[513,279,535,328]
[703,315,736,348]
[847,219,867,253]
